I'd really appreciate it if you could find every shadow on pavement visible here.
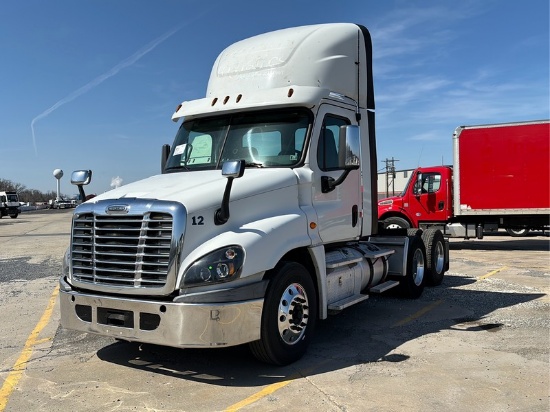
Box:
[87,274,544,387]
[450,238,549,252]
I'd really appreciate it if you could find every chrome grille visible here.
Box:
[71,212,173,288]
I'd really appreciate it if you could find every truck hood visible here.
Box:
[377,195,405,217]
[89,169,298,212]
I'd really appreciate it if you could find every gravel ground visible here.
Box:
[1,212,548,412]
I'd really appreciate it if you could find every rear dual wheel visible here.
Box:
[406,229,447,286]
[398,235,426,299]
[421,229,447,286]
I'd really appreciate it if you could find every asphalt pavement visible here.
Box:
[0,210,548,411]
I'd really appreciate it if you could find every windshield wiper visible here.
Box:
[164,165,189,172]
[245,162,265,168]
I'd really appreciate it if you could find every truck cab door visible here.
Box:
[412,170,450,223]
[311,105,361,243]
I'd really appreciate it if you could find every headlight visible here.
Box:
[378,199,393,206]
[182,246,244,287]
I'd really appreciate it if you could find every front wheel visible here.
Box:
[9,213,18,219]
[249,262,317,366]
[383,216,410,229]
[506,228,530,237]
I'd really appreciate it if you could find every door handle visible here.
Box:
[438,201,444,211]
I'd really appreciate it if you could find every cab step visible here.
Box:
[369,280,400,294]
[328,294,369,311]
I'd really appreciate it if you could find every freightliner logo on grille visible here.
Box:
[106,204,129,214]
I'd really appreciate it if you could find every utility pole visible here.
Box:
[384,157,399,197]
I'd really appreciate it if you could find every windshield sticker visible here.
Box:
[173,144,187,156]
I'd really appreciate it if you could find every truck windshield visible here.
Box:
[7,194,18,202]
[398,176,412,197]
[164,109,310,172]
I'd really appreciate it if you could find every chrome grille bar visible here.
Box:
[71,210,174,288]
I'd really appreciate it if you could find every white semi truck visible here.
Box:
[0,191,20,218]
[60,23,449,365]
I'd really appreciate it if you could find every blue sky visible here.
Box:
[1,0,548,196]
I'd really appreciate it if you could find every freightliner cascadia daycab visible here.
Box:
[60,23,449,365]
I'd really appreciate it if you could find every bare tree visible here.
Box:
[0,178,60,204]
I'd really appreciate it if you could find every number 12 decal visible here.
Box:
[192,216,204,225]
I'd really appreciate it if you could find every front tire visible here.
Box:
[383,216,410,229]
[250,262,317,366]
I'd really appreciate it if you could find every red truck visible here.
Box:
[378,120,550,238]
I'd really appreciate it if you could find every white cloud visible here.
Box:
[110,176,123,189]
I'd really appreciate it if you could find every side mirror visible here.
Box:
[71,170,92,185]
[221,159,246,178]
[71,170,92,202]
[340,125,361,169]
[414,172,423,196]
[161,144,170,173]
[321,125,360,193]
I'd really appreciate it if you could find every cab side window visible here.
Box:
[415,173,441,194]
[317,116,349,171]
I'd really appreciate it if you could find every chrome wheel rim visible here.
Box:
[277,283,309,345]
[412,249,425,286]
[435,241,445,273]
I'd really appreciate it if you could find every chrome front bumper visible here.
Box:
[59,277,263,348]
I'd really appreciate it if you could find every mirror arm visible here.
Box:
[77,185,86,202]
[215,177,235,225]
[214,160,245,225]
[161,144,170,174]
[321,166,358,193]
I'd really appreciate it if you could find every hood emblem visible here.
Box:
[106,204,129,214]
